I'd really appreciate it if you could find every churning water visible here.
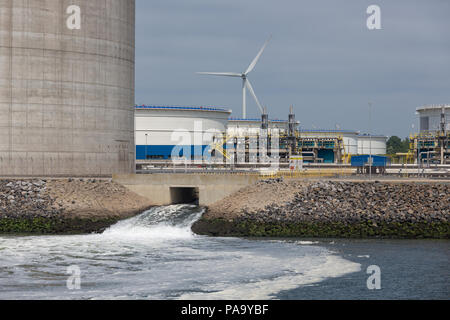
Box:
[0,205,361,300]
[0,205,448,300]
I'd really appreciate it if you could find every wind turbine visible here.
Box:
[197,36,272,119]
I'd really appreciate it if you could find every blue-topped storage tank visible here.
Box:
[135,106,231,160]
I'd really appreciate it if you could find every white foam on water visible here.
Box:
[179,253,361,300]
[101,204,204,241]
[295,241,320,245]
[102,223,194,241]
[0,205,362,300]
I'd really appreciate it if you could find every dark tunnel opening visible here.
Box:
[170,187,199,205]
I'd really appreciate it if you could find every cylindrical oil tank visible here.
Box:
[342,131,359,155]
[135,106,231,160]
[0,0,135,176]
[357,135,387,155]
[417,105,450,132]
[228,119,292,136]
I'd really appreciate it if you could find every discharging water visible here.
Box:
[0,205,448,300]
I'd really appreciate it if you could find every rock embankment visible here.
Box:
[0,179,153,234]
[192,179,450,238]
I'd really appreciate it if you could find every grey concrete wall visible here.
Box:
[0,0,135,176]
[113,174,261,206]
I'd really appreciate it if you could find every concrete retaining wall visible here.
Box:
[113,174,260,206]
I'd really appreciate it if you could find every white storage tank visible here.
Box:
[417,105,450,132]
[0,0,136,176]
[343,132,359,155]
[298,130,360,155]
[227,118,296,136]
[357,135,387,155]
[135,106,231,160]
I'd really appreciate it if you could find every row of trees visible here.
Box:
[386,136,411,155]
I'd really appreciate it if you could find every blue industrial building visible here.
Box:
[351,155,390,174]
[351,155,390,167]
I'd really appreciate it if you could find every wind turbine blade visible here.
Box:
[245,35,272,75]
[196,72,242,77]
[245,79,264,114]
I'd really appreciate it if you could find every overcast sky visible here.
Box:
[135,0,450,137]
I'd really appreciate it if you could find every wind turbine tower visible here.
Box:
[197,36,272,119]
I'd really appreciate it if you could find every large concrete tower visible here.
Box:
[0,0,135,176]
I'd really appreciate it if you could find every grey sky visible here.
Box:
[135,0,450,137]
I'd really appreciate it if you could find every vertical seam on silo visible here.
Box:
[8,0,13,166]
[70,0,75,173]
[102,0,107,175]
[26,0,30,175]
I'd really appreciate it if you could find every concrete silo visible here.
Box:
[0,0,135,176]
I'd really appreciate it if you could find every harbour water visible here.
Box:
[0,205,448,300]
